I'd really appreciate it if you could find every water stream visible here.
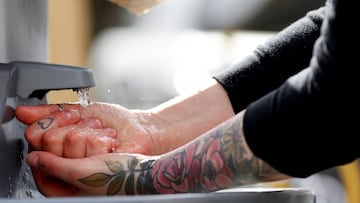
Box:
[76,88,90,106]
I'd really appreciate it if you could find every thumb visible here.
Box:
[26,151,114,196]
[27,151,77,183]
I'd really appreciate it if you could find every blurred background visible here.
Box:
[46,1,359,203]
[48,0,327,107]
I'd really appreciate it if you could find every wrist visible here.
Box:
[148,78,235,153]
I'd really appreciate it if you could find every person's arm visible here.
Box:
[148,78,235,153]
[26,110,290,196]
[243,0,360,178]
[16,78,235,156]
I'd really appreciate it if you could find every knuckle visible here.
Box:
[64,131,82,146]
[43,132,59,146]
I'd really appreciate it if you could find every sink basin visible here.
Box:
[1,188,315,203]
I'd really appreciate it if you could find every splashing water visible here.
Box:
[76,88,90,107]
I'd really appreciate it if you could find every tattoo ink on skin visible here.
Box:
[37,118,54,129]
[79,156,157,195]
[151,114,281,194]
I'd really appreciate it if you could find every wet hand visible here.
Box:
[26,151,157,196]
[16,103,162,156]
[21,108,118,157]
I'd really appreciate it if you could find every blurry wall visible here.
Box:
[0,0,48,63]
[91,0,325,32]
[46,0,94,104]
[88,0,326,110]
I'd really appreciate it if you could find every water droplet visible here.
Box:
[26,190,33,198]
[22,172,29,184]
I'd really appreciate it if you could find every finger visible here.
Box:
[85,130,119,157]
[27,151,80,185]
[18,103,108,126]
[19,102,130,132]
[27,151,112,196]
[31,166,79,197]
[41,126,69,156]
[42,119,102,156]
[25,110,80,150]
[42,119,104,156]
[63,128,118,158]
[15,104,66,124]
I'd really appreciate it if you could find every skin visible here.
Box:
[26,111,290,196]
[23,111,119,158]
[16,79,235,156]
[17,78,290,196]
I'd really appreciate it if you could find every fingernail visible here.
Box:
[27,153,39,167]
[66,110,80,120]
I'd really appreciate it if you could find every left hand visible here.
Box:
[26,151,154,196]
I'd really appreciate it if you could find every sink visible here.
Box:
[1,188,315,203]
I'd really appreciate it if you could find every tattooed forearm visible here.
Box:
[151,111,283,193]
[219,112,281,185]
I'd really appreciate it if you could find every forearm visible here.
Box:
[148,78,235,153]
[150,110,289,193]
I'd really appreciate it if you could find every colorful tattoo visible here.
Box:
[78,112,279,195]
[37,118,54,129]
[151,113,279,193]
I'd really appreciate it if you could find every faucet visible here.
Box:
[7,61,95,99]
[0,61,95,198]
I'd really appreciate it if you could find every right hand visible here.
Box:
[16,102,171,156]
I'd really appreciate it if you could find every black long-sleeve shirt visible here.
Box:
[214,0,359,178]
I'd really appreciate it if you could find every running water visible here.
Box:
[76,88,90,107]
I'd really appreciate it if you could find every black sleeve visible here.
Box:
[244,0,360,178]
[213,7,325,113]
